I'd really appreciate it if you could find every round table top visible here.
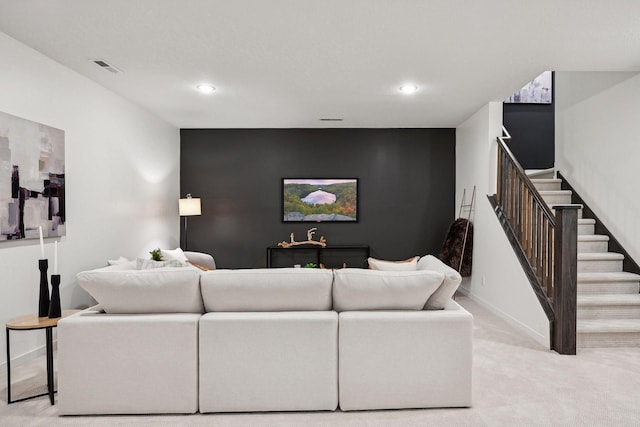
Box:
[6,310,81,330]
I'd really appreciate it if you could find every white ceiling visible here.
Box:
[1,0,639,129]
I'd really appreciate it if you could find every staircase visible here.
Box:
[531,174,640,348]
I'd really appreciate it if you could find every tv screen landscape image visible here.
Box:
[283,179,358,222]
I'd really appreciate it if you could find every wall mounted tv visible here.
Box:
[282,179,359,222]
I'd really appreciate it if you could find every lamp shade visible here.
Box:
[179,197,201,216]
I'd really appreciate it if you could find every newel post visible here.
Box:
[552,205,580,355]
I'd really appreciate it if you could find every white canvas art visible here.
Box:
[0,111,65,241]
[505,71,552,104]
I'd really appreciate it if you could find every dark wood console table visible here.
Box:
[266,245,370,268]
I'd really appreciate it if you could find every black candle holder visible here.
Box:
[38,259,50,317]
[48,274,61,318]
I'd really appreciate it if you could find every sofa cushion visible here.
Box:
[367,256,419,271]
[332,269,444,312]
[417,255,462,310]
[77,267,204,314]
[200,268,333,312]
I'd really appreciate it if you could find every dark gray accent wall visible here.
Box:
[180,128,455,268]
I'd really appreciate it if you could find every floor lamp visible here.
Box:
[179,194,201,250]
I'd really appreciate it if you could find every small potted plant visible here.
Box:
[149,248,163,262]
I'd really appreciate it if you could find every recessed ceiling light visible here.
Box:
[399,84,418,95]
[196,84,216,94]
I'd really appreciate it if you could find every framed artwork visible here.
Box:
[282,178,358,222]
[505,71,552,104]
[0,111,65,241]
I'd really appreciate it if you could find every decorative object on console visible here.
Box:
[282,179,358,222]
[38,259,50,317]
[277,227,327,248]
[0,111,66,242]
[179,194,201,249]
[304,262,317,268]
[367,256,419,271]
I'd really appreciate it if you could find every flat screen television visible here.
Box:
[282,178,358,222]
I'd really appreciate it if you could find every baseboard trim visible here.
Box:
[459,288,550,349]
[0,343,49,373]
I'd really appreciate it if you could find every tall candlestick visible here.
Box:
[39,226,45,259]
[54,241,58,274]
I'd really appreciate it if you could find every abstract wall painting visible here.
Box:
[0,111,65,241]
[504,71,553,104]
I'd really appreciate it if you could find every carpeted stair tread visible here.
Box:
[578,294,640,306]
[579,218,596,225]
[578,272,640,282]
[578,234,610,242]
[537,190,572,196]
[578,252,624,261]
[530,178,562,184]
[577,319,640,333]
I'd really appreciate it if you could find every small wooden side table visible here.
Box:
[6,310,80,405]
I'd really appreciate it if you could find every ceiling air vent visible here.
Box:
[90,59,122,74]
[319,118,343,122]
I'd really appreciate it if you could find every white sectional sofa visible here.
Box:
[58,256,472,415]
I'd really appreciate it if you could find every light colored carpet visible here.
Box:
[2,296,640,426]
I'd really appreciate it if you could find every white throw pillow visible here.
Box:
[107,256,129,266]
[417,255,462,310]
[367,256,419,271]
[160,247,189,264]
[77,268,204,314]
[332,269,444,312]
[200,268,334,312]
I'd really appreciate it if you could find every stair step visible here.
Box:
[526,168,555,179]
[578,218,596,235]
[577,252,624,273]
[578,272,640,295]
[578,294,640,320]
[531,178,562,191]
[577,319,640,348]
[538,190,573,205]
[578,234,610,253]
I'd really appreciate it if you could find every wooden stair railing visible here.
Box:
[490,127,580,355]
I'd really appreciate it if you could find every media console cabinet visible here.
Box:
[266,245,370,268]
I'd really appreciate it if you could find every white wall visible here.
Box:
[456,102,550,348]
[0,33,180,368]
[555,71,640,263]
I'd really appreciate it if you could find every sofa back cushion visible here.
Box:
[416,255,462,310]
[200,268,334,312]
[332,269,444,312]
[77,267,204,314]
